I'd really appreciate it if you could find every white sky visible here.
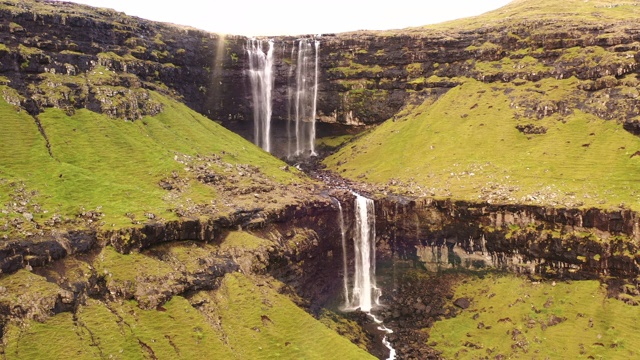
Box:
[68,0,514,36]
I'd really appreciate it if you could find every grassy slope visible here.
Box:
[1,271,374,359]
[0,90,307,234]
[196,273,375,359]
[324,78,640,209]
[430,274,640,359]
[3,297,235,360]
[414,0,640,32]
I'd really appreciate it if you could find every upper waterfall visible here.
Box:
[288,38,320,157]
[246,39,275,152]
[245,38,319,157]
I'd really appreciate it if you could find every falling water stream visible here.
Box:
[246,39,275,152]
[338,202,350,307]
[341,194,396,360]
[245,38,319,157]
[290,38,320,157]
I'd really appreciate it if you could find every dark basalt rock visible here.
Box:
[0,230,98,274]
[453,297,471,309]
[375,197,640,279]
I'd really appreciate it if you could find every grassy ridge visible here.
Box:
[324,78,640,209]
[430,274,640,359]
[0,91,306,235]
[415,0,640,32]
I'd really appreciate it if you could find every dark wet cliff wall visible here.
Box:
[375,197,640,279]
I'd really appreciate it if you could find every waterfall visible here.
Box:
[288,38,319,157]
[246,39,275,152]
[342,194,396,360]
[311,40,319,156]
[338,202,350,308]
[350,194,378,311]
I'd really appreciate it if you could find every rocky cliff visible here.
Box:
[375,197,640,279]
[6,0,640,146]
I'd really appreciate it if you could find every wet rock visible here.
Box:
[454,297,471,309]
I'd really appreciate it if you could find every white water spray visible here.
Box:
[349,193,379,311]
[310,40,319,156]
[246,39,275,152]
[288,38,319,157]
[338,202,350,307]
[342,194,395,359]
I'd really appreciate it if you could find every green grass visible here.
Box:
[329,62,385,77]
[0,272,373,359]
[220,231,270,251]
[193,273,375,359]
[324,78,640,209]
[93,246,175,285]
[0,270,62,308]
[316,135,354,150]
[408,0,640,33]
[430,274,640,359]
[3,297,235,359]
[0,90,305,234]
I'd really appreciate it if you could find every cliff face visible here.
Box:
[6,0,640,148]
[376,197,640,279]
[0,0,248,121]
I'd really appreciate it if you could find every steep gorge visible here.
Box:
[3,0,640,359]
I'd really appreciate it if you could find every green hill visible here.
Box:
[324,0,640,211]
[412,0,640,31]
[1,269,374,359]
[324,77,640,210]
[0,88,312,239]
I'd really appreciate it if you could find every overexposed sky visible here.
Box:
[68,0,513,36]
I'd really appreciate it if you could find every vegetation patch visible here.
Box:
[430,274,640,359]
[315,135,354,151]
[0,92,307,236]
[190,273,375,359]
[324,79,640,210]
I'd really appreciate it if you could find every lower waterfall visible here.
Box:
[338,201,350,308]
[342,193,396,360]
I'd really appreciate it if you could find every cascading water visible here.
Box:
[287,38,320,157]
[246,39,275,152]
[338,202,350,308]
[349,194,379,311]
[342,194,396,360]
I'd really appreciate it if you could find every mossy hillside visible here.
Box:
[416,0,640,32]
[80,230,280,307]
[324,78,640,210]
[193,272,375,359]
[0,91,308,237]
[0,272,373,359]
[327,0,640,129]
[430,274,640,359]
[316,135,355,152]
[141,231,269,275]
[92,246,175,289]
[2,297,234,359]
[220,231,270,252]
